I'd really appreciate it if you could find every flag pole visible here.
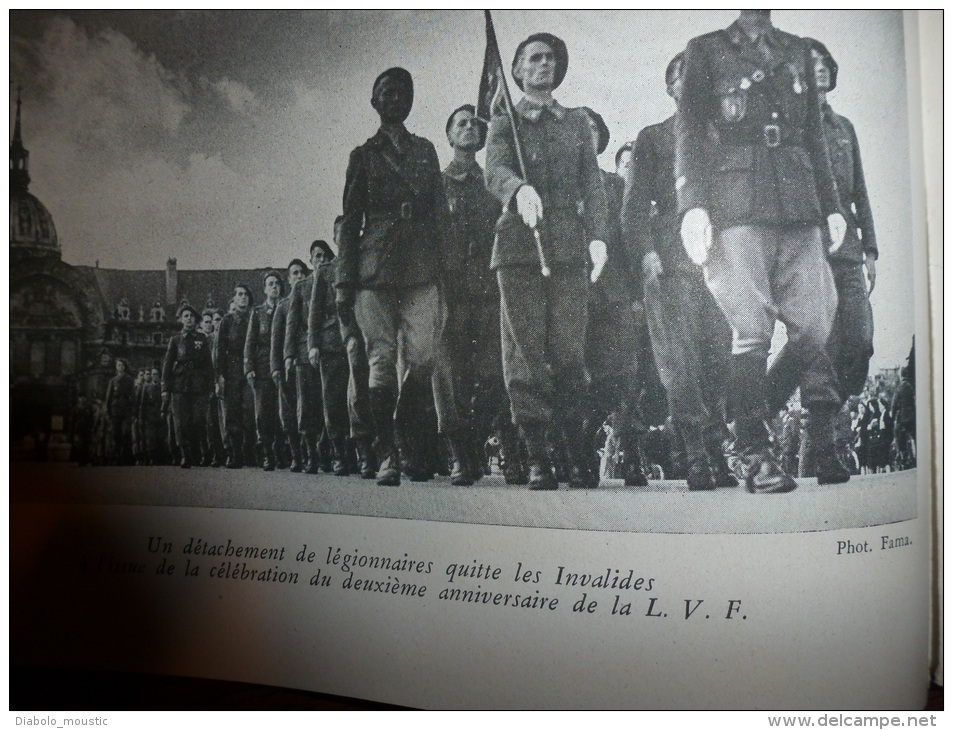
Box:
[483,10,550,277]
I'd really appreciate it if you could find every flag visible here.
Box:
[477,10,508,123]
[475,11,549,275]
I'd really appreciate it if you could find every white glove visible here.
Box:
[680,208,712,266]
[589,240,608,283]
[642,250,664,285]
[515,185,543,229]
[827,213,846,254]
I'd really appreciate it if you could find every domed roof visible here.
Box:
[10,189,59,256]
[9,89,60,258]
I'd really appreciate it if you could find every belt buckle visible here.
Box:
[400,202,413,220]
[764,124,781,148]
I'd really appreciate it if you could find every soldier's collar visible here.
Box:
[375,124,412,154]
[515,96,567,122]
[727,19,776,47]
[443,157,482,182]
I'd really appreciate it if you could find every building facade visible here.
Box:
[10,95,276,451]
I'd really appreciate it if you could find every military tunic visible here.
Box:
[485,97,607,428]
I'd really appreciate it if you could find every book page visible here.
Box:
[8,10,932,710]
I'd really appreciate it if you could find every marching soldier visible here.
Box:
[332,217,376,479]
[104,357,135,465]
[245,270,284,471]
[439,104,515,485]
[580,106,648,487]
[203,307,226,466]
[307,240,352,476]
[272,259,309,472]
[137,366,164,465]
[216,284,257,468]
[768,39,879,479]
[485,33,608,489]
[622,52,735,491]
[161,303,215,469]
[675,10,847,492]
[285,242,331,475]
[336,67,464,486]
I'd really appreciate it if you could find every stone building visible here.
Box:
[10,94,278,450]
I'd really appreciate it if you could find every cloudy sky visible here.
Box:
[9,10,919,370]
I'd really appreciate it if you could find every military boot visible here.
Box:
[467,425,488,483]
[621,433,649,487]
[370,387,400,486]
[331,436,350,477]
[704,422,738,488]
[356,436,377,480]
[807,402,851,485]
[288,436,304,473]
[521,421,557,491]
[262,443,276,472]
[394,374,433,482]
[678,420,715,491]
[179,444,193,469]
[447,430,475,486]
[566,419,599,489]
[318,433,333,473]
[305,437,320,475]
[500,425,529,485]
[225,432,243,469]
[731,352,796,494]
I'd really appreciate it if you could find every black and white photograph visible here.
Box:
[8,10,937,711]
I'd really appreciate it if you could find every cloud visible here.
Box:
[17,17,191,161]
[211,78,259,116]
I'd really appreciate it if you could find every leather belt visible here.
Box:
[718,124,804,148]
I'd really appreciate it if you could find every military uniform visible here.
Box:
[485,96,607,487]
[137,379,163,465]
[439,157,511,480]
[585,168,647,486]
[675,19,843,490]
[623,114,733,486]
[285,274,325,473]
[337,124,459,482]
[161,328,214,467]
[821,103,876,400]
[217,308,256,467]
[307,259,352,473]
[205,325,226,466]
[105,370,135,465]
[270,295,303,471]
[245,299,281,470]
